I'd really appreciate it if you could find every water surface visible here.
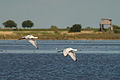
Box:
[0,40,120,80]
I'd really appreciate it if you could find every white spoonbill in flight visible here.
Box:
[21,35,39,49]
[57,48,78,61]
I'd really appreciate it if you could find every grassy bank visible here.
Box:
[0,30,120,40]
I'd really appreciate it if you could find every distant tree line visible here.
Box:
[3,20,17,29]
[2,20,34,29]
[2,19,82,32]
[2,19,120,33]
[69,24,82,32]
[112,25,120,29]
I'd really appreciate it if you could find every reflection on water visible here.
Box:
[0,40,120,80]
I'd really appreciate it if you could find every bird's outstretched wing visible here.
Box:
[68,52,77,61]
[28,39,38,49]
[63,50,68,56]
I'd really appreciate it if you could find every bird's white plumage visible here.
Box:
[22,35,38,39]
[68,52,76,61]
[62,48,78,61]
[63,49,68,56]
[28,39,38,49]
[21,35,38,49]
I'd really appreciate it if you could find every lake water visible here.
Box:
[0,40,120,80]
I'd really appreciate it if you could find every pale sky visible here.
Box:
[0,0,120,28]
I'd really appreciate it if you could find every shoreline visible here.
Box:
[0,39,120,40]
[0,31,120,40]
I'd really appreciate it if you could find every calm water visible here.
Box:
[0,40,120,80]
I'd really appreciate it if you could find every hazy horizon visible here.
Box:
[0,0,120,29]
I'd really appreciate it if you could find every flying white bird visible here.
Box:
[57,48,78,61]
[21,35,39,49]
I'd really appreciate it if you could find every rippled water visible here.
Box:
[0,40,120,80]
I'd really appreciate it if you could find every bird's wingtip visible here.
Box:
[36,47,39,49]
[75,59,77,62]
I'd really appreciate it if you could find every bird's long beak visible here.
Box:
[19,37,25,40]
[56,48,63,52]
[57,50,63,52]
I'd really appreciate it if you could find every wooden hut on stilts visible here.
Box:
[100,18,113,32]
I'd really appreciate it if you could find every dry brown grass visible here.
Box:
[0,31,15,35]
[0,31,120,40]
